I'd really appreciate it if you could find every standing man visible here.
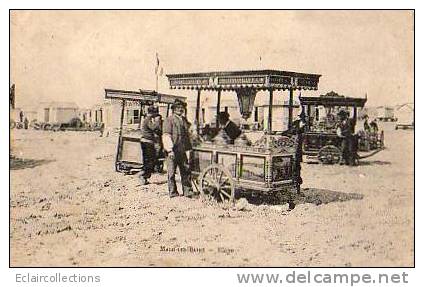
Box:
[363,115,371,132]
[370,118,379,133]
[162,99,194,198]
[337,110,357,166]
[290,109,307,194]
[24,117,29,130]
[139,105,162,185]
[282,109,306,210]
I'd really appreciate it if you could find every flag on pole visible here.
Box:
[155,52,160,75]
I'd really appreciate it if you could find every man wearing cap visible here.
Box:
[162,99,194,198]
[139,105,162,185]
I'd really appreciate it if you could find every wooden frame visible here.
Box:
[106,89,186,173]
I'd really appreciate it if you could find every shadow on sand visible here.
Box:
[358,160,391,166]
[307,160,391,166]
[10,156,55,170]
[240,187,364,206]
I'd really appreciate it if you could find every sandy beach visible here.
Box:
[10,122,414,267]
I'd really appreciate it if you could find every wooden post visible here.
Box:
[268,89,273,133]
[353,106,358,128]
[288,88,294,130]
[166,104,170,117]
[119,100,126,136]
[115,99,126,171]
[138,104,142,129]
[307,105,311,128]
[195,89,201,134]
[216,89,221,127]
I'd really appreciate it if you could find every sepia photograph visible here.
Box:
[9,10,414,267]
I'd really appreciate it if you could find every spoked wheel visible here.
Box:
[199,164,235,203]
[318,145,341,164]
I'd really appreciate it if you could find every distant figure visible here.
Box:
[24,117,29,130]
[370,119,379,133]
[363,115,371,132]
[10,84,15,109]
[324,113,336,129]
[99,122,107,137]
[19,111,24,123]
[217,111,242,142]
[139,105,162,185]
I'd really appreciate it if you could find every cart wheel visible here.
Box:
[317,145,341,164]
[199,164,235,203]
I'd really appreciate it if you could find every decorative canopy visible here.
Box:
[300,91,367,107]
[166,69,321,91]
[105,88,186,104]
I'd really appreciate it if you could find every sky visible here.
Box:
[10,10,414,109]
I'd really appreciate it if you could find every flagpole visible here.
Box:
[156,74,158,93]
[155,52,159,93]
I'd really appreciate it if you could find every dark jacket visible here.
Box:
[141,115,162,143]
[163,114,192,154]
[364,120,371,132]
[283,119,305,162]
[370,120,379,132]
[224,121,242,141]
[339,118,355,138]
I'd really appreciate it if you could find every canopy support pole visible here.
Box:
[195,89,201,134]
[138,104,142,129]
[288,88,294,130]
[216,89,221,127]
[306,105,311,129]
[353,106,358,126]
[268,89,273,133]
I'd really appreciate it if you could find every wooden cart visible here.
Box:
[300,91,384,164]
[167,70,321,204]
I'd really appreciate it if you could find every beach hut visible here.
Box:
[36,101,79,124]
[395,103,414,129]
[376,106,396,122]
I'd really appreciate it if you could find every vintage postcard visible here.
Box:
[10,10,414,267]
